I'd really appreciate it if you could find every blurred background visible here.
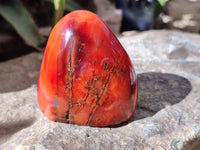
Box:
[0,0,200,93]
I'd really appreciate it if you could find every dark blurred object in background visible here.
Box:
[74,0,96,12]
[116,0,155,32]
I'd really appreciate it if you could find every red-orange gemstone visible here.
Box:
[37,10,138,127]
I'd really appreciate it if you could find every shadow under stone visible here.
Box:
[111,72,192,128]
[133,72,192,121]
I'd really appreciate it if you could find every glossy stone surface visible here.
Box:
[37,10,138,127]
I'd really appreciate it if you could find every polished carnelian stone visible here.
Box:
[37,10,138,127]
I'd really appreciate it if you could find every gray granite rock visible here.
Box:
[0,30,200,150]
[0,52,42,93]
[94,0,122,35]
[159,0,200,33]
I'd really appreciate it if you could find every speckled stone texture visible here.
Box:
[0,30,200,150]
